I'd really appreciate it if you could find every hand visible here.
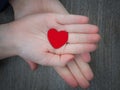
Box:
[54,17,100,88]
[10,0,100,88]
[54,53,94,88]
[9,0,68,19]
[9,13,98,67]
[39,1,100,88]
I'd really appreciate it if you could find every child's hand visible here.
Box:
[9,13,100,67]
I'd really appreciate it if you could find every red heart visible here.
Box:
[48,28,68,49]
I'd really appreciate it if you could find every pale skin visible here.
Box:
[0,0,100,88]
[0,13,99,88]
[1,13,99,65]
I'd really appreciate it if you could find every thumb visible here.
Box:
[26,61,38,70]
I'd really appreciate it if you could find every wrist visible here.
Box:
[0,23,18,59]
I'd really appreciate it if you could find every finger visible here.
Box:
[68,33,100,44]
[43,53,74,66]
[64,24,99,33]
[25,61,38,70]
[54,66,78,88]
[80,53,91,63]
[58,44,97,54]
[56,14,89,25]
[67,61,90,88]
[75,55,94,81]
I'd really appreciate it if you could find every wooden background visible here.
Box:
[0,0,120,90]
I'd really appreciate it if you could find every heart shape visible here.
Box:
[48,28,68,49]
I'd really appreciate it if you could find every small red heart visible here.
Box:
[48,28,68,49]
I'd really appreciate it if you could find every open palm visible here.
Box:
[10,13,98,67]
[10,0,100,88]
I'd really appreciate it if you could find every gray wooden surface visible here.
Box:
[0,0,120,90]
